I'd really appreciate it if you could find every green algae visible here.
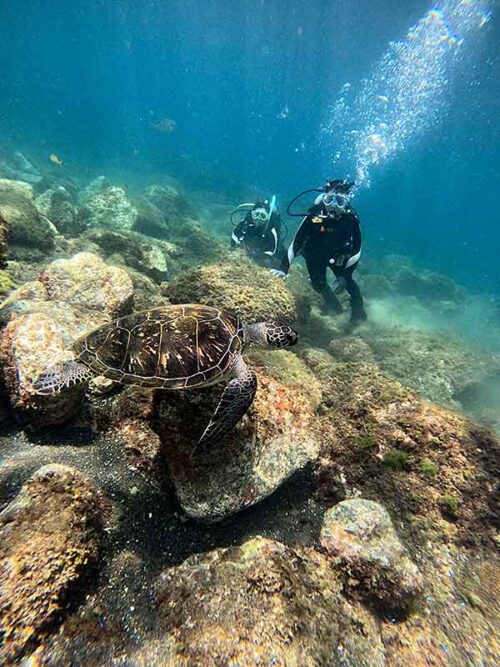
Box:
[383,449,410,470]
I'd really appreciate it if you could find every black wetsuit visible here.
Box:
[281,204,366,321]
[231,211,285,268]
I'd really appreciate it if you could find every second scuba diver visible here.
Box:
[272,179,367,327]
[230,196,286,268]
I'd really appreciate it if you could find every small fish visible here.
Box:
[49,153,63,166]
[151,118,177,134]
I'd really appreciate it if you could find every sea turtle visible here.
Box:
[32,304,298,448]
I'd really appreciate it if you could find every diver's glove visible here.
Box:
[269,269,287,279]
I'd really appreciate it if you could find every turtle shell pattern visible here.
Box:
[74,305,242,389]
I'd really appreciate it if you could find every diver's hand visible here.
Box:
[269,269,287,279]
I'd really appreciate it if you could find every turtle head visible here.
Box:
[244,322,298,349]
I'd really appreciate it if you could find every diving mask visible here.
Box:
[251,208,270,222]
[321,191,350,211]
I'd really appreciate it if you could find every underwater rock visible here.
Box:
[77,175,109,204]
[0,311,86,426]
[39,251,134,317]
[84,228,174,283]
[0,151,42,185]
[167,256,297,323]
[34,185,78,236]
[157,359,320,522]
[142,183,189,220]
[359,325,500,409]
[311,359,498,547]
[171,217,228,266]
[82,186,138,231]
[114,417,163,480]
[0,252,134,426]
[320,498,422,611]
[0,179,56,259]
[388,261,466,305]
[328,335,375,364]
[133,195,172,238]
[153,536,384,666]
[0,464,106,663]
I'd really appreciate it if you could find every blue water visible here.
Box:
[0,0,499,290]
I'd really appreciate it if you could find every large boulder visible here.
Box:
[84,228,179,283]
[152,537,385,666]
[81,186,138,230]
[157,352,320,522]
[320,499,422,612]
[167,255,297,323]
[0,179,56,261]
[303,353,498,548]
[77,175,109,205]
[0,252,134,426]
[0,464,106,663]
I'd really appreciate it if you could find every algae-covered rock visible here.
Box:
[0,151,42,185]
[329,335,375,363]
[34,185,78,235]
[0,252,134,426]
[85,228,174,283]
[0,179,56,258]
[157,361,320,522]
[0,464,106,663]
[39,251,133,316]
[82,186,138,230]
[320,498,422,611]
[167,256,297,323]
[153,536,385,666]
[143,183,189,220]
[133,195,172,238]
[359,325,500,409]
[310,359,498,547]
[77,175,109,204]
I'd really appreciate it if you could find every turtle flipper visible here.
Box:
[31,360,93,395]
[195,356,257,452]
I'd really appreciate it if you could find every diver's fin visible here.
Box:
[31,360,93,395]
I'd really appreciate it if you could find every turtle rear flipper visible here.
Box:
[194,356,257,453]
[31,361,93,395]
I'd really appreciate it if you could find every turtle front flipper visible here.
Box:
[31,361,93,395]
[195,356,257,453]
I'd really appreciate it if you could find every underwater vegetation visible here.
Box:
[0,147,497,666]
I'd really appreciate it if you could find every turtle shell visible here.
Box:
[74,304,242,389]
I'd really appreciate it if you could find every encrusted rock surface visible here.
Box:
[0,252,134,426]
[34,185,78,236]
[158,355,320,522]
[320,498,422,611]
[0,464,106,663]
[85,228,174,283]
[82,186,138,230]
[359,325,500,409]
[167,255,297,323]
[0,179,56,260]
[153,536,385,667]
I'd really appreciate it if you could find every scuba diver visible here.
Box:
[272,179,367,326]
[230,196,286,268]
